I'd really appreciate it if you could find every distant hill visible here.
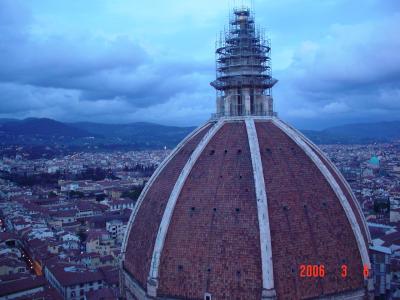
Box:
[0,118,195,150]
[0,118,90,137]
[70,121,195,148]
[0,118,399,149]
[303,121,400,144]
[0,118,17,124]
[71,121,195,141]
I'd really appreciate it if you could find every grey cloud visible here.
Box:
[77,60,213,106]
[0,0,214,114]
[2,0,398,128]
[276,13,400,128]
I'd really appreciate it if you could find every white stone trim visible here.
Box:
[272,119,371,271]
[284,123,371,244]
[121,122,213,257]
[123,268,187,300]
[316,288,365,299]
[122,269,149,300]
[210,115,274,122]
[147,119,225,295]
[245,118,275,296]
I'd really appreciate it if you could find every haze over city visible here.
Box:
[1,0,399,129]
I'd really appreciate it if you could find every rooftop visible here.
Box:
[46,263,104,287]
[0,276,47,297]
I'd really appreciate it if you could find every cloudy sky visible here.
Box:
[0,0,399,129]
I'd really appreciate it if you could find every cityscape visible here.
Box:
[1,141,400,298]
[0,150,166,299]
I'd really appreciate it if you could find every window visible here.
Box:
[204,293,212,300]
[380,264,385,273]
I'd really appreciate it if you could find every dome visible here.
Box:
[121,117,372,300]
[121,6,373,300]
[369,156,380,166]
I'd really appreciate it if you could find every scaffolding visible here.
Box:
[210,7,278,118]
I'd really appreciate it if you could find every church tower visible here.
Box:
[211,8,277,117]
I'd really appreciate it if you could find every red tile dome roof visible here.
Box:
[121,117,372,300]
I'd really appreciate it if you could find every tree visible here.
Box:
[121,185,144,201]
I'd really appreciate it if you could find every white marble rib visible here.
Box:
[245,118,275,294]
[147,119,225,296]
[273,118,371,271]
[283,122,371,244]
[121,122,213,257]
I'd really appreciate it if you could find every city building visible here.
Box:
[45,263,105,300]
[106,219,126,243]
[370,245,391,298]
[0,276,48,300]
[121,7,373,300]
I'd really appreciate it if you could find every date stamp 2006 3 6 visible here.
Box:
[299,264,369,279]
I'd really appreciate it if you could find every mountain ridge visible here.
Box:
[0,118,399,148]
